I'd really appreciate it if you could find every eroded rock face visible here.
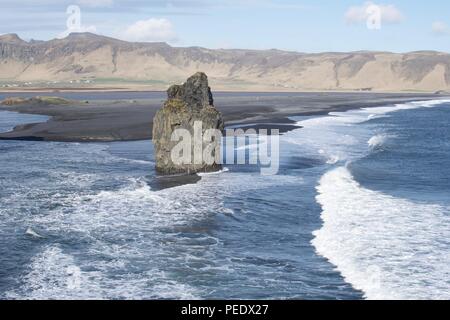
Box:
[153,72,224,175]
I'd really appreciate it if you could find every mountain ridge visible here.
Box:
[1,32,449,92]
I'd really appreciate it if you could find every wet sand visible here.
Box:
[0,92,445,142]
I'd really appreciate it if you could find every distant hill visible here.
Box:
[1,32,449,92]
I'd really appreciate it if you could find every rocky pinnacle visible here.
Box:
[152,72,224,175]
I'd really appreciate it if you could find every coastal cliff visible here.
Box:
[152,72,224,175]
[1,33,450,92]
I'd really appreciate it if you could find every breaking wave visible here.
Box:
[4,164,300,299]
[309,99,450,299]
[312,166,450,300]
[367,134,391,150]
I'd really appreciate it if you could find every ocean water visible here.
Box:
[0,99,449,300]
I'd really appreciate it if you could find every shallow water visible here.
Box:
[0,99,449,300]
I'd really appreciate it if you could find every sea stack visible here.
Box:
[153,72,224,175]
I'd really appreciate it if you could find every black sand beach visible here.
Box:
[0,92,445,142]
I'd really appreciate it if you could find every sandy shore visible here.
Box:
[0,92,445,142]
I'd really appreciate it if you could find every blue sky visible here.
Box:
[1,0,449,53]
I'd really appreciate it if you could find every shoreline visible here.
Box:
[0,87,445,94]
[0,92,447,142]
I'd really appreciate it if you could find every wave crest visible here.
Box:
[312,167,450,300]
[368,134,390,149]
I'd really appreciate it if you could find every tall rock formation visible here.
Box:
[153,72,224,175]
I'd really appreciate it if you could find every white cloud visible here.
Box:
[76,0,114,8]
[432,21,450,36]
[118,18,177,43]
[345,2,404,25]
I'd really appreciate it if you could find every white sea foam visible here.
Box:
[4,166,300,299]
[367,134,391,149]
[284,107,372,165]
[304,99,450,299]
[312,167,450,300]
[25,228,44,238]
[367,114,387,120]
[197,167,230,176]
[326,155,340,164]
[6,245,202,300]
[6,246,105,300]
[360,99,450,115]
[126,159,153,165]
[285,99,450,166]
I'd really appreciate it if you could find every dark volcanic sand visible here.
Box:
[0,92,445,142]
